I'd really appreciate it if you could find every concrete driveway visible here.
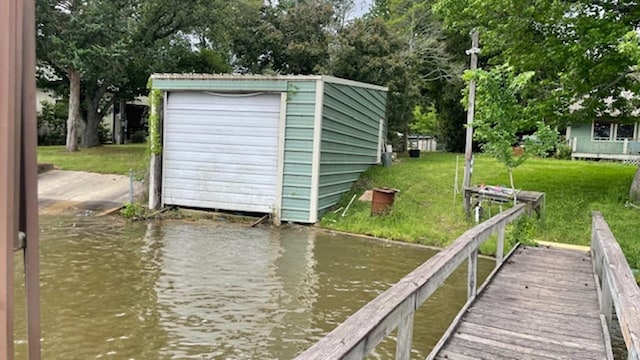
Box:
[38,170,143,215]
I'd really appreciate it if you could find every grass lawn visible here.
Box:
[319,153,640,270]
[37,144,147,176]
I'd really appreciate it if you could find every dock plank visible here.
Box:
[432,246,608,359]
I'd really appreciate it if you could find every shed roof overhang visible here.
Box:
[149,73,388,92]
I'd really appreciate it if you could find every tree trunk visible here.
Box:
[81,106,101,148]
[65,68,81,152]
[630,165,640,204]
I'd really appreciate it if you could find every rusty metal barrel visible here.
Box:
[371,188,398,215]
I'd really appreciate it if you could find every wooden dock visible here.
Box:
[296,209,640,360]
[432,246,610,360]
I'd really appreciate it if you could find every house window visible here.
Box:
[592,122,612,140]
[616,123,635,141]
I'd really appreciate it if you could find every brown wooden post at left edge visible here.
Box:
[1,0,20,358]
[21,0,42,358]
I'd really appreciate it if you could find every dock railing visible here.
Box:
[592,212,640,360]
[295,203,527,360]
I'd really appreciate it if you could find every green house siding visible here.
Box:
[317,82,387,214]
[571,123,629,155]
[281,81,316,222]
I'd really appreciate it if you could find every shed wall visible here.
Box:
[280,81,317,223]
[317,82,387,215]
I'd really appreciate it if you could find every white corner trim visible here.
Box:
[309,79,325,223]
[160,91,168,208]
[377,118,384,164]
[274,92,287,226]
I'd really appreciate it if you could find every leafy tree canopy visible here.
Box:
[434,0,640,126]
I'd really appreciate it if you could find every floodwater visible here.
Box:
[13,216,493,359]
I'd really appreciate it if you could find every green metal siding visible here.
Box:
[317,82,387,214]
[281,81,316,222]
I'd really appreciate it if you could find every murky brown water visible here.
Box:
[13,216,493,359]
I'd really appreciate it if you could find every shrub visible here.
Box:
[130,130,147,144]
[98,122,112,144]
[120,202,146,220]
[554,142,572,160]
[37,100,67,145]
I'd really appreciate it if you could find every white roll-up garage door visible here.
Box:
[162,91,281,213]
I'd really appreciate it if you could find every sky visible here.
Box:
[351,0,373,18]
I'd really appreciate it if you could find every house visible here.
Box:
[567,120,640,164]
[567,89,640,163]
[147,74,388,224]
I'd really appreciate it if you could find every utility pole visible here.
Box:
[463,30,479,214]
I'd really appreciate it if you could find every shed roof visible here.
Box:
[150,73,388,92]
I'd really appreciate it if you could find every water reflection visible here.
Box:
[14,216,493,359]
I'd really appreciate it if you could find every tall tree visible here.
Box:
[434,0,640,126]
[36,0,139,150]
[324,17,414,147]
[232,0,334,74]
[36,0,236,150]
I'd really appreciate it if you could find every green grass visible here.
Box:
[37,144,147,176]
[319,153,640,270]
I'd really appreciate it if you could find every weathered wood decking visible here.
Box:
[296,209,640,360]
[432,246,610,360]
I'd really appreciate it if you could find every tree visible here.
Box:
[36,0,140,150]
[619,31,640,203]
[410,104,437,136]
[323,17,416,148]
[463,64,557,191]
[36,0,236,150]
[434,0,640,126]
[232,0,334,74]
[373,0,462,150]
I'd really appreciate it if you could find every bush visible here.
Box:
[37,100,67,145]
[98,122,111,144]
[120,202,146,220]
[554,142,572,160]
[130,130,147,144]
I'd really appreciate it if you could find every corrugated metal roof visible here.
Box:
[150,73,388,92]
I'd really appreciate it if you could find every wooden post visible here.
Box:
[467,248,478,299]
[395,312,415,360]
[463,31,479,214]
[20,0,42,357]
[0,0,19,357]
[496,222,506,265]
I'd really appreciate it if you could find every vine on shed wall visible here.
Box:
[147,81,162,155]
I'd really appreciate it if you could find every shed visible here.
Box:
[147,74,388,224]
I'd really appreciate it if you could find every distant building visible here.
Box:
[408,134,438,152]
